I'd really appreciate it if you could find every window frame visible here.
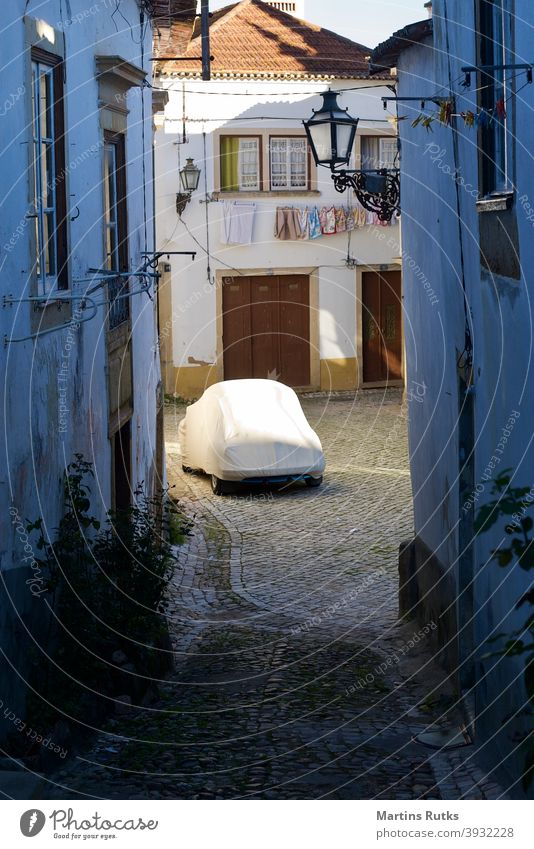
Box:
[30,47,68,294]
[476,0,514,197]
[219,134,262,192]
[268,135,310,191]
[103,130,129,329]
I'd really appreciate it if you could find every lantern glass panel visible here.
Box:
[308,122,332,163]
[334,123,355,162]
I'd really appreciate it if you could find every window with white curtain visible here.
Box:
[360,136,398,170]
[238,138,260,190]
[220,136,260,191]
[269,137,308,190]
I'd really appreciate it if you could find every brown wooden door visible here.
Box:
[362,271,403,382]
[222,275,310,386]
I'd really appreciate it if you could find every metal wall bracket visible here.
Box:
[331,168,400,222]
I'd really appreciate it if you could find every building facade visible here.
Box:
[0,0,164,739]
[154,0,402,399]
[372,0,534,795]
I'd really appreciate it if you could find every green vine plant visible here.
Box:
[25,454,191,744]
[474,470,534,791]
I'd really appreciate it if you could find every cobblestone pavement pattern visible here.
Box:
[44,390,505,800]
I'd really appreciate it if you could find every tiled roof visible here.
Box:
[151,1,197,58]
[370,19,433,72]
[154,0,379,80]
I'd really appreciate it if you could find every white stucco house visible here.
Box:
[0,0,164,742]
[153,0,403,400]
[372,0,534,796]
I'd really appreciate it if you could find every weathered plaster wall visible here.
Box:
[397,0,534,793]
[0,0,160,738]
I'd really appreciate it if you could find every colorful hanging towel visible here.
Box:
[354,205,366,228]
[320,206,336,235]
[346,208,355,231]
[308,206,321,239]
[335,207,347,233]
[298,207,309,240]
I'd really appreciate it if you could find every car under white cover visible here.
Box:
[179,379,325,494]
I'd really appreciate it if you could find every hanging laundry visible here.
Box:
[438,99,453,126]
[346,208,355,231]
[220,201,256,244]
[461,110,476,128]
[320,206,336,235]
[495,98,506,120]
[354,205,367,228]
[298,207,309,240]
[335,207,347,233]
[274,207,304,241]
[308,206,321,239]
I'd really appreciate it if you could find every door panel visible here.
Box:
[362,271,403,382]
[222,276,252,379]
[362,273,383,382]
[251,277,279,379]
[279,275,310,386]
[381,272,403,380]
[223,274,311,387]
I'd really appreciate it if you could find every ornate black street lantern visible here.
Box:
[303,91,400,223]
[176,158,202,215]
[304,90,358,168]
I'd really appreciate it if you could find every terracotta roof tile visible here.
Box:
[152,1,197,57]
[154,0,377,80]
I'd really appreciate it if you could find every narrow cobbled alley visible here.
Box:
[44,391,505,800]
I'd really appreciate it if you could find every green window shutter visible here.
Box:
[220,137,240,191]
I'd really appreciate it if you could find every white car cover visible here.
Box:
[179,379,325,482]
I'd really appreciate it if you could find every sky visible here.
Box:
[207,0,428,50]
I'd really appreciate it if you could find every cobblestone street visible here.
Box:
[44,390,505,800]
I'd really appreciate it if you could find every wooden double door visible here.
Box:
[222,275,310,387]
[362,270,403,383]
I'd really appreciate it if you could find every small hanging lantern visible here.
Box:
[180,157,201,192]
[176,158,202,215]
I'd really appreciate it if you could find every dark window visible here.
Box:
[103,132,129,327]
[477,0,512,195]
[31,49,68,292]
[113,419,131,511]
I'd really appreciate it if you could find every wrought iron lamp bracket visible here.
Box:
[176,192,192,216]
[330,168,400,223]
